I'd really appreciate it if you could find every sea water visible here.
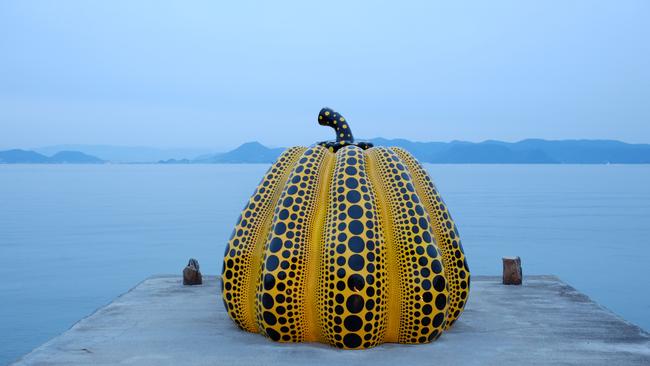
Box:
[1,164,649,364]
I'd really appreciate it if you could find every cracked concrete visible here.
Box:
[12,275,650,366]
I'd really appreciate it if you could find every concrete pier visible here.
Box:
[12,275,650,366]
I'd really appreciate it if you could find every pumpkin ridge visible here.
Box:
[392,148,470,329]
[366,147,411,342]
[364,149,401,343]
[256,146,328,342]
[318,145,388,348]
[222,146,306,332]
[368,147,449,343]
[249,147,308,334]
[303,147,335,342]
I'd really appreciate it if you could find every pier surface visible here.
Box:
[13,275,650,366]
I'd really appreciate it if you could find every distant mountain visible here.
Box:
[0,149,50,164]
[6,139,650,164]
[368,138,450,162]
[0,149,105,164]
[432,142,556,164]
[48,151,105,164]
[368,138,650,164]
[34,145,215,163]
[193,139,650,164]
[194,142,285,163]
[493,139,650,164]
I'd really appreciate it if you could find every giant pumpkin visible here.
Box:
[221,108,469,349]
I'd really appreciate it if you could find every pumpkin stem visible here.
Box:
[318,107,354,143]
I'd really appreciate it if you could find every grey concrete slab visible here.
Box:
[12,275,650,366]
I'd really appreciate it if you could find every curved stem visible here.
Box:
[318,107,354,143]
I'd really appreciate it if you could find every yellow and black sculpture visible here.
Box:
[221,108,469,349]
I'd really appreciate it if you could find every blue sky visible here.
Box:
[1,1,649,150]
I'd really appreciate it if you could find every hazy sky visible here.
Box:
[1,1,649,150]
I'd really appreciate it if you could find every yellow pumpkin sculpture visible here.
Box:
[221,108,469,349]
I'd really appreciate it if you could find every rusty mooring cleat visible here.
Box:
[183,258,202,285]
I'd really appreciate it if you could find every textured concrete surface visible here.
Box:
[12,275,650,366]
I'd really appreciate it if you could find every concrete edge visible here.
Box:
[11,274,649,365]
[547,276,650,337]
[460,274,649,337]
[9,274,180,365]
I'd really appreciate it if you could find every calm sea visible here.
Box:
[1,164,649,364]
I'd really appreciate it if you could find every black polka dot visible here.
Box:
[282,197,293,207]
[433,275,446,292]
[428,330,439,341]
[435,294,447,310]
[346,190,361,203]
[263,274,275,290]
[344,315,363,332]
[347,205,363,219]
[348,236,365,253]
[432,313,444,327]
[346,294,364,313]
[274,222,286,235]
[347,274,365,291]
[343,333,362,348]
[419,217,429,230]
[426,245,437,258]
[348,254,365,271]
[336,281,345,291]
[349,220,363,235]
[262,293,274,309]
[345,177,359,189]
[422,279,431,290]
[365,299,375,310]
[431,259,442,274]
[266,255,279,271]
[266,327,280,341]
[269,238,282,253]
[263,311,277,325]
[423,292,432,302]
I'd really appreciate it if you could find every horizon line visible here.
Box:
[1,137,647,152]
